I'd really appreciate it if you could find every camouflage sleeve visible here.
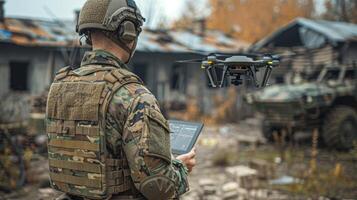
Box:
[107,83,189,199]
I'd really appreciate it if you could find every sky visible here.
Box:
[4,0,325,28]
[3,0,194,28]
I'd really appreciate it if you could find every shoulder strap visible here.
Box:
[100,68,143,127]
[54,66,70,82]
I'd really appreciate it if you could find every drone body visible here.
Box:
[178,54,279,88]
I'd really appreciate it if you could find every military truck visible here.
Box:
[246,65,357,150]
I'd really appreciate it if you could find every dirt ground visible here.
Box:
[1,119,357,200]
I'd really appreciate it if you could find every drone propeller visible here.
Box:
[175,59,204,64]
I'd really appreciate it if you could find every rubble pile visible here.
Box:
[0,93,30,124]
[26,89,49,135]
[30,89,48,113]
[183,164,289,200]
[182,125,292,200]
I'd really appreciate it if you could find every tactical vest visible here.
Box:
[46,65,143,199]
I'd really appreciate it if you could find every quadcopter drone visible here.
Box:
[178,54,279,88]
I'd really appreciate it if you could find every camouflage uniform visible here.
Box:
[49,49,189,200]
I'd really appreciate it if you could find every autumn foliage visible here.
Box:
[322,0,357,23]
[207,0,314,43]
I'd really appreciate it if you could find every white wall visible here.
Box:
[0,44,67,95]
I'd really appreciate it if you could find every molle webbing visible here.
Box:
[48,139,100,151]
[47,66,142,199]
[47,122,99,137]
[50,172,102,188]
[49,159,101,173]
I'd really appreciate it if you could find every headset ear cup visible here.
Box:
[120,21,137,43]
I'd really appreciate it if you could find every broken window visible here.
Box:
[9,61,29,91]
[170,64,186,92]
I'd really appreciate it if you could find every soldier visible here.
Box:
[46,0,196,200]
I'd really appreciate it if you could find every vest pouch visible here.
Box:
[145,108,171,163]
[47,82,105,121]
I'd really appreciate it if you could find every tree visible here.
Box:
[206,0,315,43]
[321,0,357,23]
[141,0,169,29]
[172,1,204,30]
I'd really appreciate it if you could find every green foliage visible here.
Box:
[276,165,357,199]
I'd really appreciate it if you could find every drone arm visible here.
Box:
[219,64,229,88]
[249,66,259,87]
[206,66,217,88]
[260,65,273,87]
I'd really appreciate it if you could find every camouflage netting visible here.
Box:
[0,93,31,124]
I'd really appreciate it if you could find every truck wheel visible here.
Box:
[322,106,357,150]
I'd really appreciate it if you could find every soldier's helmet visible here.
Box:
[76,0,145,43]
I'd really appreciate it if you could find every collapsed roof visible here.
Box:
[0,17,249,53]
[251,18,357,51]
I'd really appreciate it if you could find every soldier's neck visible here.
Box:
[91,31,131,63]
[92,45,128,63]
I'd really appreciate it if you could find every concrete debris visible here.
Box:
[235,135,264,146]
[268,191,290,200]
[219,126,230,135]
[222,191,239,200]
[221,182,239,192]
[226,166,259,189]
[249,189,269,199]
[237,188,248,197]
[269,175,299,185]
[38,188,57,198]
[221,182,239,200]
[274,157,282,165]
[249,159,275,179]
[0,93,30,124]
[199,178,217,196]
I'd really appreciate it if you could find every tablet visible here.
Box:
[169,120,204,155]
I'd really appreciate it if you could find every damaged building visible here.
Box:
[0,2,249,116]
[250,18,357,83]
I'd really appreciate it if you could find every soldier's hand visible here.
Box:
[176,148,196,173]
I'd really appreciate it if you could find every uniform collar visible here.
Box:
[80,49,128,69]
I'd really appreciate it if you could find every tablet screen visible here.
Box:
[169,120,204,155]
